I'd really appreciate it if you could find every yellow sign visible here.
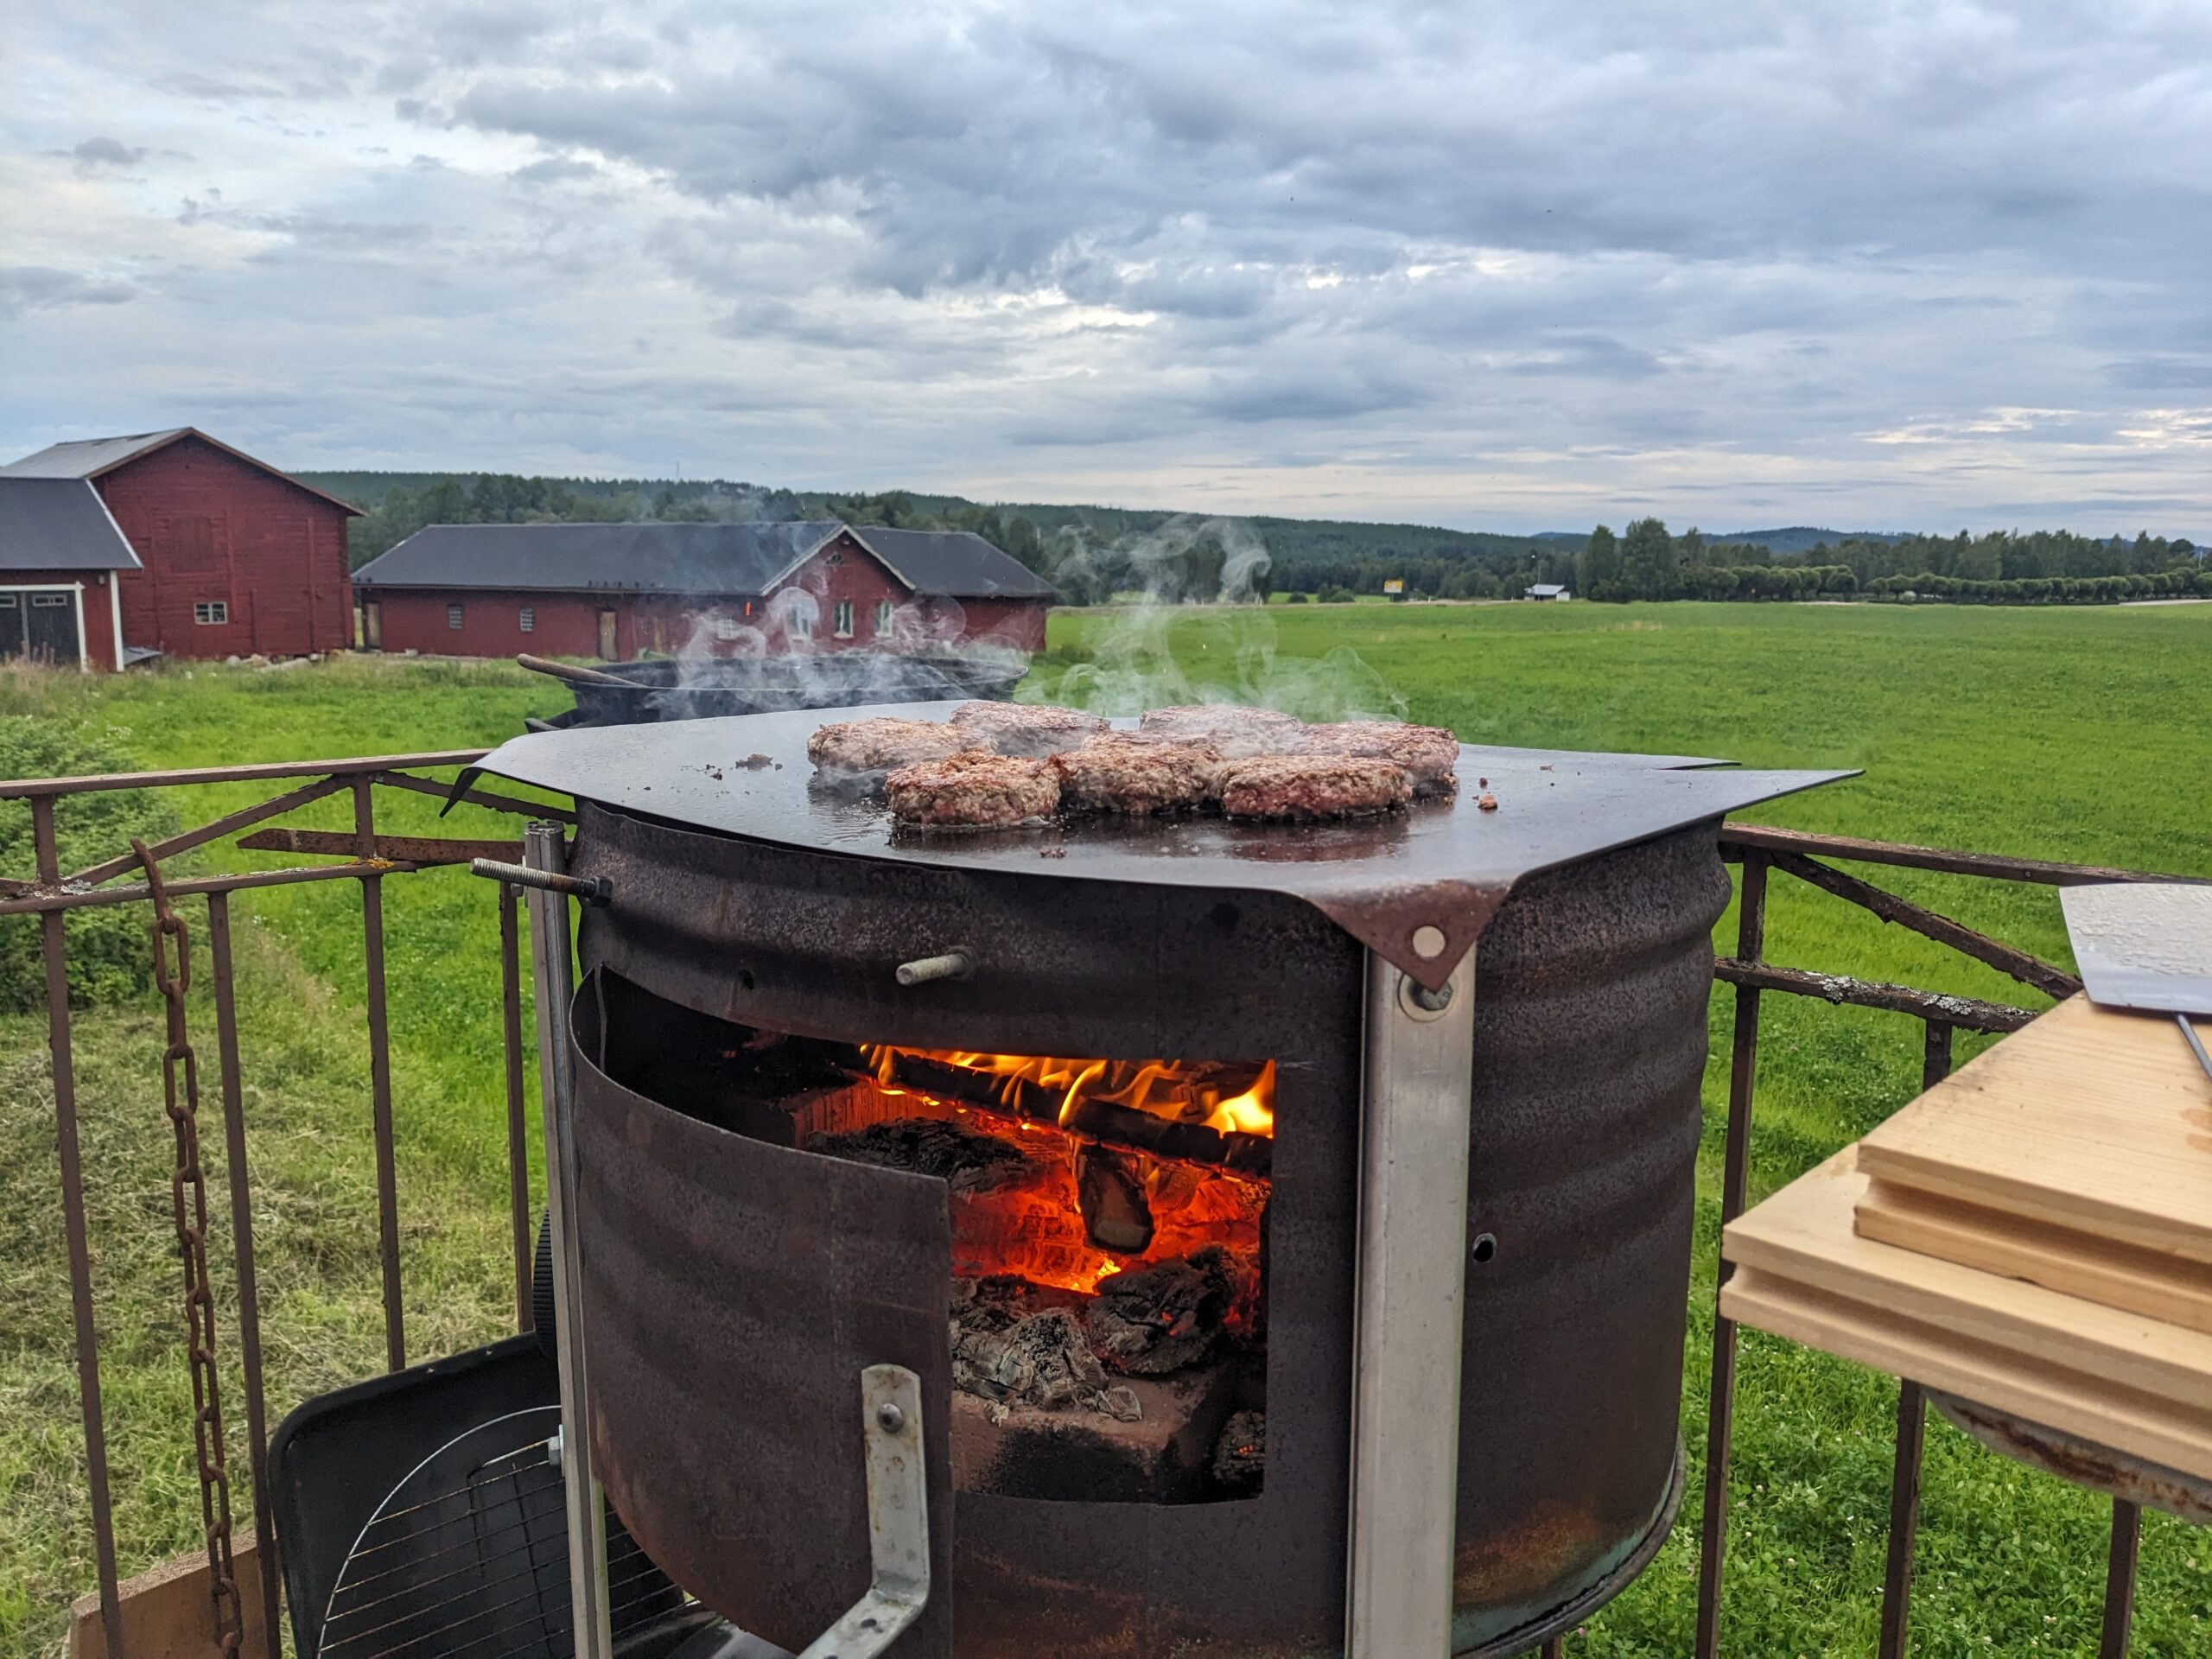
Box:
[1382,579,1404,594]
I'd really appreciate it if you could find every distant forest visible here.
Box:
[300,471,2205,606]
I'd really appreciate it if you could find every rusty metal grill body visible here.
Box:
[563,805,1728,1656]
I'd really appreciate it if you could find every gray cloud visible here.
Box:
[65,136,148,169]
[0,2,2208,531]
[0,267,141,315]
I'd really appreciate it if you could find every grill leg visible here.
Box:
[1344,947,1479,1659]
[1878,1380,1927,1659]
[2100,1500,2140,1658]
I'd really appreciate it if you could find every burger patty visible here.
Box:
[1218,754,1413,821]
[806,717,967,776]
[1137,704,1311,758]
[1303,721,1460,792]
[950,700,1111,757]
[1052,732,1227,814]
[885,751,1062,828]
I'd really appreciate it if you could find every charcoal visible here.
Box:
[1211,1409,1267,1495]
[807,1116,1031,1193]
[1086,1245,1238,1376]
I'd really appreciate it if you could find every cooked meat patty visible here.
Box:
[1304,721,1460,793]
[1218,754,1413,821]
[806,717,967,775]
[1052,732,1227,814]
[1137,704,1310,758]
[950,700,1111,757]
[885,751,1062,828]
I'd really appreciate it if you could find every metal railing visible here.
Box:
[1,751,567,1659]
[3,751,2197,1658]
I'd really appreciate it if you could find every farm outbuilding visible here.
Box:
[0,429,360,667]
[351,520,1055,661]
[1525,582,1572,601]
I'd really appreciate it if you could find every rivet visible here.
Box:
[1411,925,1446,959]
[876,1402,906,1433]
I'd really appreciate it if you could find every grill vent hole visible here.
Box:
[737,969,757,992]
[1471,1233,1498,1264]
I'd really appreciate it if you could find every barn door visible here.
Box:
[363,602,382,651]
[25,592,81,666]
[0,594,24,660]
[596,608,618,661]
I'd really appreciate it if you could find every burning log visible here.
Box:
[1076,1145,1155,1254]
[868,1051,1273,1178]
[1087,1246,1240,1376]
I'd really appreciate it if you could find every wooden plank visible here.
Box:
[1728,1149,2212,1413]
[1854,993,2212,1265]
[69,1529,273,1659]
[1857,1178,2212,1338]
[1720,1267,2212,1485]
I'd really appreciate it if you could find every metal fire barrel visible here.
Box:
[563,802,1728,1656]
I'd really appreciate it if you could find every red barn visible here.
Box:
[0,429,359,666]
[351,520,1054,661]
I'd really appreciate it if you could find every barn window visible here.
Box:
[828,551,846,567]
[833,600,855,638]
[33,594,70,607]
[0,595,15,607]
[519,607,536,634]
[875,600,894,635]
[193,601,228,625]
[448,604,465,630]
[712,615,741,641]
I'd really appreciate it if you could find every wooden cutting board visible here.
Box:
[1852,993,2212,1329]
[1723,1147,2212,1479]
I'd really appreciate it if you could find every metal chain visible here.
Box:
[133,837,245,1656]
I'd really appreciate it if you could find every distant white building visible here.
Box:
[1525,582,1571,601]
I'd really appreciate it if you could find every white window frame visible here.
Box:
[448,602,465,630]
[518,605,536,634]
[194,600,229,625]
[874,600,894,636]
[833,599,855,639]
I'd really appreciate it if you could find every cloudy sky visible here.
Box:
[3,3,2207,532]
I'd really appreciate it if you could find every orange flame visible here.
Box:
[863,1046,1274,1138]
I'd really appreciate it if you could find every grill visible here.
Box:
[518,653,1029,730]
[467,704,1847,1657]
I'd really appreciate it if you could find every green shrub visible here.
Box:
[0,718,177,1011]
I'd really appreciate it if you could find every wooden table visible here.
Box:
[1721,995,2212,1656]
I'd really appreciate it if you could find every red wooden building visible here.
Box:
[0,429,359,668]
[351,520,1054,661]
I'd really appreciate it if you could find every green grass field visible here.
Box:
[2,602,2208,1655]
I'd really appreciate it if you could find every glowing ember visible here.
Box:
[863,1045,1275,1138]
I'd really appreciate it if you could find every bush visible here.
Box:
[0,719,177,1012]
[1284,591,1310,603]
[1315,585,1357,604]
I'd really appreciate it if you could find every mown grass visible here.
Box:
[2,604,2209,1655]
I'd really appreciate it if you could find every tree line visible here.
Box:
[1576,520,2204,603]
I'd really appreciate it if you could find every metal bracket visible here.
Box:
[797,1364,931,1659]
[1345,947,1479,1658]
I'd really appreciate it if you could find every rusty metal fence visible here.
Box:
[0,748,2193,1658]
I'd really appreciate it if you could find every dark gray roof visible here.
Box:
[849,527,1056,599]
[354,520,1054,600]
[1,429,190,478]
[353,521,846,593]
[0,478,143,573]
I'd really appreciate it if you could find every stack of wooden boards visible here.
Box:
[1721,993,2212,1484]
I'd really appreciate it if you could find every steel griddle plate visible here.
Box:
[467,702,1854,988]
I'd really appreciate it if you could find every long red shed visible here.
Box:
[0,429,359,667]
[351,520,1054,661]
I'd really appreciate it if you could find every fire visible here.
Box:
[863,1046,1274,1138]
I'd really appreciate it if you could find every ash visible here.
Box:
[806,1117,1032,1193]
[951,1280,1141,1424]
